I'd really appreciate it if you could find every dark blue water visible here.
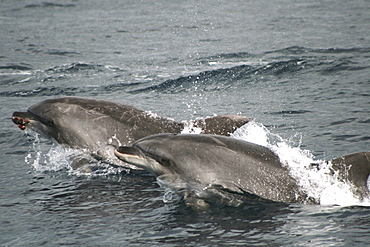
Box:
[1,0,370,246]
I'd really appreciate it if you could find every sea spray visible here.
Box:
[25,134,77,173]
[24,131,69,172]
[181,120,203,134]
[231,121,369,206]
[25,131,125,177]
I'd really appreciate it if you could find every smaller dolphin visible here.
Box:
[115,133,310,208]
[12,97,251,169]
[115,133,370,208]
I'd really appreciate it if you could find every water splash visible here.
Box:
[25,135,79,173]
[157,175,183,204]
[181,121,203,134]
[24,132,68,172]
[23,120,369,206]
[25,132,125,177]
[231,121,370,206]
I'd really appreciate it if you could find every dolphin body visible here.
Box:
[115,133,311,207]
[12,97,251,169]
[115,133,370,208]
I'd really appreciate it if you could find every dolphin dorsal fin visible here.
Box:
[190,115,251,136]
[331,152,370,199]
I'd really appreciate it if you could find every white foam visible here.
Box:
[231,121,369,206]
[108,134,122,146]
[25,133,124,177]
[181,121,203,134]
[145,110,162,119]
[25,138,73,173]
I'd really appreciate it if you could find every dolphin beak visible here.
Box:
[115,146,145,157]
[115,146,165,175]
[114,146,149,169]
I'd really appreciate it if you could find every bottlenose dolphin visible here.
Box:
[12,97,251,169]
[114,133,311,207]
[115,133,370,208]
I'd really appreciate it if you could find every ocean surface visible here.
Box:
[1,0,370,246]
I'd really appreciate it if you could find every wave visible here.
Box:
[128,46,369,94]
[0,86,83,97]
[2,47,368,97]
[45,50,81,56]
[197,46,370,62]
[46,63,106,73]
[128,64,255,93]
[269,46,370,55]
[128,59,321,93]
[0,83,146,97]
[197,51,258,64]
[0,62,140,97]
[0,64,33,71]
[267,110,313,115]
[24,2,76,8]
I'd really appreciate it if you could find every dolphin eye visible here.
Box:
[27,109,55,127]
[36,114,55,127]
[41,118,55,127]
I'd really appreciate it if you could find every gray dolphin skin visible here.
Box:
[12,97,251,169]
[330,152,370,200]
[115,133,370,208]
[115,133,311,207]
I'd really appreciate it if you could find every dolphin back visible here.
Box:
[13,97,251,147]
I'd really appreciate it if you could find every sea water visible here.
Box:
[1,0,370,246]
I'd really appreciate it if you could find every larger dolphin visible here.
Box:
[12,97,251,169]
[115,133,370,208]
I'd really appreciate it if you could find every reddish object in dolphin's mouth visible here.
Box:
[12,116,30,130]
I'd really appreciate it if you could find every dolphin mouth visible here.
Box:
[114,146,152,170]
[114,146,146,161]
[12,112,32,130]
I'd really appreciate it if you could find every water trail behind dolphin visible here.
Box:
[231,121,370,206]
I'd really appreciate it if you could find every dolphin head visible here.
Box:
[115,145,169,176]
[12,98,100,148]
[12,110,59,142]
